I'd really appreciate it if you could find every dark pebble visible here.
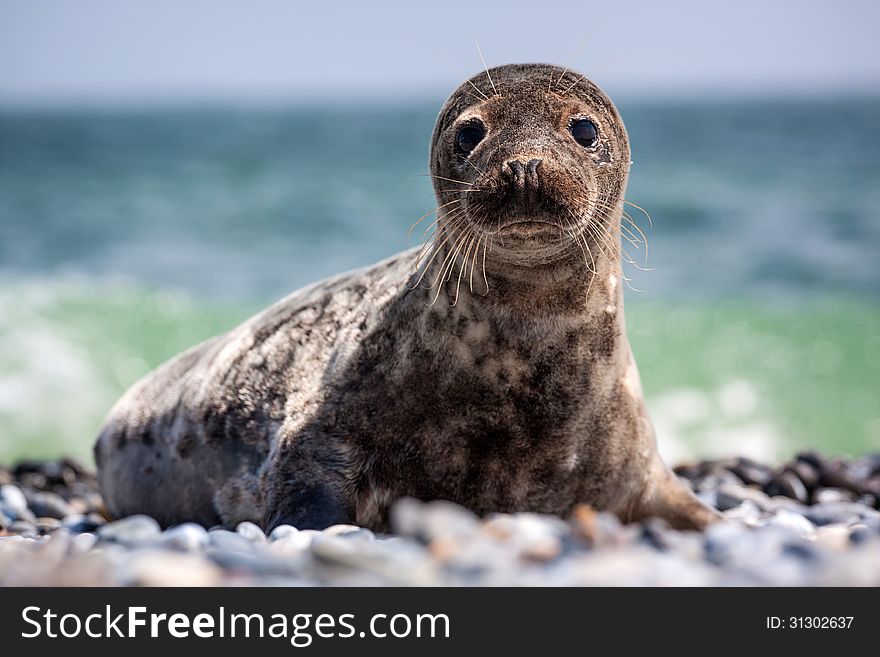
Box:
[26,492,72,519]
[729,458,773,487]
[715,488,745,512]
[818,464,864,494]
[764,470,809,504]
[62,514,104,534]
[638,519,672,550]
[789,460,820,490]
[795,451,827,472]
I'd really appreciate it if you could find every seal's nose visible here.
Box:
[505,158,542,205]
[506,158,541,186]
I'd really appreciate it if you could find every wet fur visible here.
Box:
[94,64,719,532]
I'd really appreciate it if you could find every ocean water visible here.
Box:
[0,98,878,464]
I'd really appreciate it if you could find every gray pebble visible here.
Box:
[235,521,266,543]
[70,532,97,554]
[714,487,745,512]
[157,523,209,551]
[0,484,28,517]
[763,509,815,537]
[324,524,376,541]
[206,548,303,577]
[268,529,323,556]
[392,498,479,541]
[721,499,762,524]
[10,521,38,538]
[813,487,857,504]
[806,501,878,526]
[209,529,256,553]
[98,515,161,546]
[268,524,299,541]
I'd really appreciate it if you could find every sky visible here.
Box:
[1,0,879,106]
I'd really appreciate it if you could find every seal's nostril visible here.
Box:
[526,158,542,176]
[506,160,526,189]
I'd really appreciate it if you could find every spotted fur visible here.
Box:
[95,64,719,531]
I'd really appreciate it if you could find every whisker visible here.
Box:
[468,232,483,293]
[466,79,490,102]
[419,174,479,187]
[429,227,471,305]
[471,31,499,96]
[551,35,592,93]
[407,199,461,239]
[623,199,653,227]
[458,155,487,178]
[453,230,479,306]
[560,56,618,95]
[410,215,468,289]
[481,233,490,295]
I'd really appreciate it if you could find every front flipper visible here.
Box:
[263,478,354,531]
[626,458,722,530]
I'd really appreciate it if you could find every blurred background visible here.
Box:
[1,0,878,464]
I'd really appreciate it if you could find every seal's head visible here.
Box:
[429,64,630,265]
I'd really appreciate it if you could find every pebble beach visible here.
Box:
[1,453,879,586]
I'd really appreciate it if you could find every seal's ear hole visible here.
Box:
[455,121,486,155]
[570,118,598,148]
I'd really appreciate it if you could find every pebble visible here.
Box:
[98,515,161,546]
[155,523,209,551]
[209,529,257,553]
[71,532,97,554]
[122,551,223,586]
[26,491,72,519]
[267,530,314,555]
[61,513,103,533]
[235,521,266,543]
[268,524,299,541]
[1,454,879,586]
[324,524,376,541]
[10,521,38,538]
[0,484,29,517]
[813,487,857,504]
[763,509,815,537]
[814,524,851,551]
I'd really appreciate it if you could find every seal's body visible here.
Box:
[95,64,719,531]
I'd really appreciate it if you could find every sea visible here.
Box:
[1,97,878,464]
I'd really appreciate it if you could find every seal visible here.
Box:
[94,63,720,532]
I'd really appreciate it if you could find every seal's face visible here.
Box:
[430,64,630,259]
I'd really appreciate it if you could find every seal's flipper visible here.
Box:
[628,459,723,531]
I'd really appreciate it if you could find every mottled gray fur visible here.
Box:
[95,64,719,531]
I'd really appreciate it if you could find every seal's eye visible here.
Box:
[570,119,598,148]
[455,123,485,154]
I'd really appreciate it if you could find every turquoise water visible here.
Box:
[1,99,878,463]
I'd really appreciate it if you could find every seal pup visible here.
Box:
[94,64,720,532]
